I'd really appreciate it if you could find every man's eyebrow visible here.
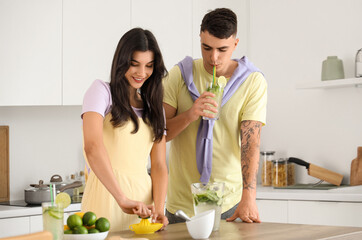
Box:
[201,43,228,50]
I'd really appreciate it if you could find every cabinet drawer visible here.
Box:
[0,216,29,238]
[288,201,362,227]
[256,199,288,223]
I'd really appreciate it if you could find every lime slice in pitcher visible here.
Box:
[217,76,227,88]
[55,192,71,209]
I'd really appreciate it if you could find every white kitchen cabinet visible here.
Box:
[256,199,288,223]
[0,216,29,238]
[29,215,43,233]
[256,198,362,227]
[288,201,362,227]
[0,0,62,106]
[62,0,131,105]
[131,0,193,71]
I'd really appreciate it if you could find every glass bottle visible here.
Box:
[260,151,275,186]
[356,49,362,78]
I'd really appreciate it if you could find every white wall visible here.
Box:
[250,0,362,184]
[0,106,83,200]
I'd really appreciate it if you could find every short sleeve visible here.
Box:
[163,65,183,109]
[81,79,112,118]
[241,72,267,125]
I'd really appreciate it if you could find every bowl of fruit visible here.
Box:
[63,211,110,240]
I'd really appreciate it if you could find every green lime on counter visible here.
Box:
[73,225,88,234]
[83,211,97,226]
[95,217,110,232]
[67,214,83,229]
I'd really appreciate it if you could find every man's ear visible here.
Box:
[234,38,240,48]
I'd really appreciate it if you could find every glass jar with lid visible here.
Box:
[272,158,288,187]
[287,160,295,186]
[260,151,275,186]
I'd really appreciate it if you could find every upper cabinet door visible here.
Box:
[131,0,193,70]
[0,0,62,106]
[62,0,131,105]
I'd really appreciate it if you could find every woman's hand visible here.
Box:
[117,196,154,219]
[152,213,169,230]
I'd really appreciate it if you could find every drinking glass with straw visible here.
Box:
[203,66,226,120]
[42,184,64,240]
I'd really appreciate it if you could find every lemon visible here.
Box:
[217,76,227,88]
[55,192,71,209]
[74,212,85,218]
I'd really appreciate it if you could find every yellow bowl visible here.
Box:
[129,218,163,234]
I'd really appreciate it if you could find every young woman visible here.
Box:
[81,28,168,232]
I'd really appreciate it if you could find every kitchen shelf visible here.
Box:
[296,77,362,89]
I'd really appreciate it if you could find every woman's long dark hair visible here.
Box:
[109,28,167,142]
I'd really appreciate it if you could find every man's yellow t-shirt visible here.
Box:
[163,58,267,217]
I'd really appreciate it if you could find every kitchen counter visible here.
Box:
[0,203,81,219]
[108,221,362,240]
[256,185,362,202]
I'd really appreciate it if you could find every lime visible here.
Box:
[48,209,63,219]
[88,228,100,234]
[83,211,97,226]
[67,214,83,229]
[95,217,110,232]
[73,225,88,234]
[217,76,227,88]
[64,229,73,234]
[55,192,71,209]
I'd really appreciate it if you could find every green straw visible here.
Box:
[213,66,216,86]
[50,184,54,205]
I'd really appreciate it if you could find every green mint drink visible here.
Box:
[203,76,226,120]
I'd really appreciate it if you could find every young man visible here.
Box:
[163,8,267,224]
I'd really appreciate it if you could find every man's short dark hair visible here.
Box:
[200,8,237,39]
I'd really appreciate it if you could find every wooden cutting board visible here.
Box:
[351,147,362,186]
[0,126,9,202]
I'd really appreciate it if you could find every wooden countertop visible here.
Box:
[107,220,362,240]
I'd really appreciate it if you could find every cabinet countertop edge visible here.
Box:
[256,185,362,202]
[0,203,81,219]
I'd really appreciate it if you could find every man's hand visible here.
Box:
[226,198,261,223]
[152,213,169,230]
[186,91,218,121]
